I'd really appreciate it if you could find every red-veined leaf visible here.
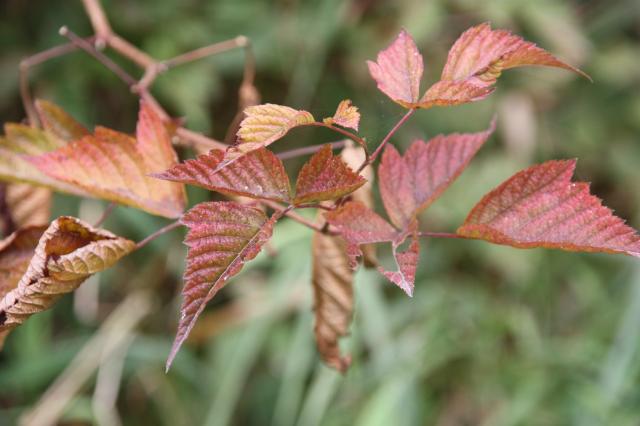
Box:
[323,100,360,131]
[0,217,134,345]
[154,148,292,203]
[419,23,588,108]
[30,101,186,218]
[293,144,366,204]
[378,232,420,297]
[312,229,354,373]
[457,160,640,257]
[167,201,280,370]
[378,120,495,228]
[35,99,89,142]
[325,201,398,268]
[367,30,424,107]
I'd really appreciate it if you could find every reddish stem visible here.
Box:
[357,108,415,172]
[135,221,182,250]
[418,232,464,240]
[276,140,347,160]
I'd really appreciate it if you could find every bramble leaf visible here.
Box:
[167,201,280,370]
[34,99,89,142]
[154,148,292,203]
[30,101,186,218]
[312,229,354,373]
[0,217,134,346]
[294,145,366,204]
[367,30,424,107]
[325,201,398,268]
[379,120,495,228]
[457,160,640,257]
[323,100,360,131]
[237,103,314,149]
[378,232,420,297]
[419,23,588,108]
[4,183,51,229]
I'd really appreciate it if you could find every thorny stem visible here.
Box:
[135,221,182,250]
[276,140,347,160]
[93,202,117,227]
[357,108,416,173]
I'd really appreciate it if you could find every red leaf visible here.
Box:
[294,145,366,204]
[379,120,495,228]
[324,201,398,268]
[367,30,424,107]
[378,233,420,297]
[419,23,588,108]
[154,148,292,203]
[167,201,280,370]
[457,160,640,257]
[30,101,186,218]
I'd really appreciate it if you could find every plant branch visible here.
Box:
[261,200,336,234]
[135,220,182,250]
[276,140,347,160]
[93,202,117,227]
[357,108,416,172]
[309,122,368,152]
[418,231,465,239]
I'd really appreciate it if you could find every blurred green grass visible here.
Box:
[1,0,640,425]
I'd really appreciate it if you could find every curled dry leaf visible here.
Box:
[30,101,186,218]
[367,30,424,108]
[294,144,366,204]
[379,119,495,229]
[323,100,360,131]
[167,201,281,370]
[457,160,640,257]
[419,23,589,108]
[0,217,135,345]
[154,148,292,203]
[312,228,354,373]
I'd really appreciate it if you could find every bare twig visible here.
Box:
[358,108,415,172]
[309,121,368,152]
[261,200,336,234]
[276,140,347,160]
[135,221,182,250]
[418,231,465,239]
[93,202,117,227]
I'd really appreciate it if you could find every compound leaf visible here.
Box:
[367,30,424,107]
[457,160,640,257]
[323,100,360,131]
[30,101,186,218]
[154,148,292,203]
[167,201,280,370]
[312,230,354,373]
[294,145,366,204]
[0,217,134,345]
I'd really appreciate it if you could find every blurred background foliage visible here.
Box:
[1,0,640,424]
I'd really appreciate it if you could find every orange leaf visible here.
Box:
[457,160,640,257]
[30,101,186,218]
[154,148,292,203]
[323,100,360,131]
[294,145,366,204]
[367,30,424,107]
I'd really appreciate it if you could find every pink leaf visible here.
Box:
[294,145,366,204]
[153,148,292,203]
[378,233,420,297]
[457,160,640,257]
[167,202,280,370]
[367,30,424,107]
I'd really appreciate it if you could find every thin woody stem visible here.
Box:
[418,231,464,239]
[309,122,368,153]
[276,140,347,160]
[357,108,416,172]
[135,221,182,250]
[262,200,336,234]
[93,202,117,227]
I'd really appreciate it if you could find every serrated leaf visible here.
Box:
[167,201,280,370]
[457,160,640,257]
[419,23,588,108]
[30,101,186,218]
[35,99,89,142]
[367,30,424,107]
[154,148,292,203]
[325,201,398,268]
[323,100,360,131]
[294,145,366,204]
[0,217,134,345]
[340,142,377,267]
[5,183,51,228]
[237,103,315,148]
[378,232,420,297]
[379,120,495,228]
[312,230,354,373]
